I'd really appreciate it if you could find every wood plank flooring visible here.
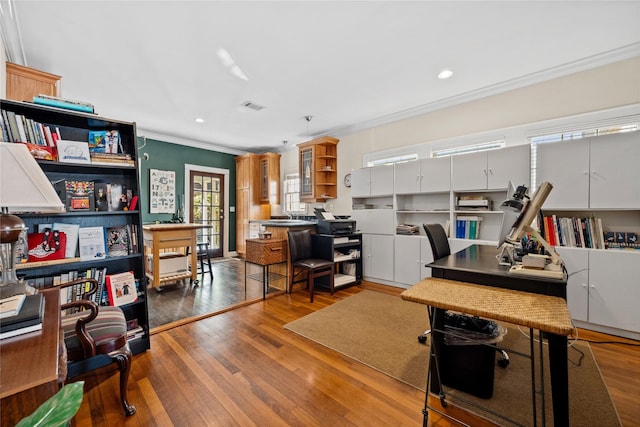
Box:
[71,271,639,426]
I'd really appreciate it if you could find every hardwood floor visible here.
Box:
[72,279,639,426]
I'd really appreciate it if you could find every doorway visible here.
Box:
[184,164,229,258]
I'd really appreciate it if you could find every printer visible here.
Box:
[314,208,356,235]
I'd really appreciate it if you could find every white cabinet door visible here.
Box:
[394,235,422,285]
[363,234,394,282]
[351,167,371,198]
[420,237,435,279]
[350,209,394,235]
[395,160,422,194]
[452,151,486,191]
[555,247,588,322]
[370,165,394,196]
[589,250,640,332]
[589,132,640,209]
[420,157,451,193]
[487,145,530,190]
[536,139,590,209]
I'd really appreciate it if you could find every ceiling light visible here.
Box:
[438,69,453,80]
[195,117,205,123]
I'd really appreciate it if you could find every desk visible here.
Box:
[143,223,210,289]
[426,244,569,426]
[1,289,61,425]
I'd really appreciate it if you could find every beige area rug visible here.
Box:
[284,290,621,427]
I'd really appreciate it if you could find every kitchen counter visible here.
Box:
[251,219,317,227]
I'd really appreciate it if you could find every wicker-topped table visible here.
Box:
[401,277,573,426]
[401,277,573,336]
[245,238,288,299]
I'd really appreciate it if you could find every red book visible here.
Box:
[128,195,139,211]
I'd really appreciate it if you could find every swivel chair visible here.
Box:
[59,277,136,416]
[421,223,509,367]
[287,229,334,303]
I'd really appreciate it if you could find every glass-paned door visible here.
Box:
[190,171,224,258]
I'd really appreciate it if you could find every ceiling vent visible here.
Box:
[241,101,265,111]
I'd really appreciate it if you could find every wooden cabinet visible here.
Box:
[235,153,272,257]
[5,62,60,102]
[351,164,394,198]
[2,98,149,355]
[451,144,530,191]
[537,132,640,209]
[395,157,451,194]
[297,136,339,201]
[259,152,281,203]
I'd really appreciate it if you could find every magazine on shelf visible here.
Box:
[78,226,107,261]
[106,271,138,307]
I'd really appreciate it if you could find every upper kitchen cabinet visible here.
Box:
[451,145,530,191]
[259,152,281,204]
[297,136,339,202]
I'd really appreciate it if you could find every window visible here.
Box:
[366,153,418,167]
[529,123,638,190]
[431,139,505,158]
[283,173,306,214]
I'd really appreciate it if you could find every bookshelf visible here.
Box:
[1,98,150,354]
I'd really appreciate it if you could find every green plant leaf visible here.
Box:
[16,381,84,427]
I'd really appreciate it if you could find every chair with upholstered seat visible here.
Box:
[59,277,136,416]
[287,229,334,303]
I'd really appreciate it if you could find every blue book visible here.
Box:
[33,97,94,113]
[456,220,465,239]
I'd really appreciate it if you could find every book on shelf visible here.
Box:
[455,216,483,239]
[106,225,131,257]
[0,294,26,319]
[0,293,44,340]
[56,139,91,164]
[27,229,67,262]
[32,95,95,113]
[106,271,138,306]
[53,222,80,258]
[78,226,107,261]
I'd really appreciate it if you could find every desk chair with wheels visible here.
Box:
[58,278,136,416]
[287,229,334,303]
[422,223,509,367]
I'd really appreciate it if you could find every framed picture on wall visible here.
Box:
[149,169,176,213]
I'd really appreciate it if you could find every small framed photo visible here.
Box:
[57,140,91,164]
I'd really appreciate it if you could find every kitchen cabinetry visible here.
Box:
[297,136,339,202]
[536,132,640,209]
[3,98,149,355]
[313,233,362,289]
[451,144,529,191]
[235,153,271,257]
[351,164,394,198]
[394,235,434,287]
[556,247,640,338]
[259,152,281,204]
[5,62,60,103]
[395,156,451,194]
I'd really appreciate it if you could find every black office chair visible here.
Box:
[422,223,510,367]
[420,224,451,343]
[287,229,334,303]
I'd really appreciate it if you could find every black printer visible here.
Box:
[314,208,356,235]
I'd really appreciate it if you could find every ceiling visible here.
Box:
[4,1,640,154]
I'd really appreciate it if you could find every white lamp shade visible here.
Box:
[0,143,65,213]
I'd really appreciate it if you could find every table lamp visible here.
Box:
[0,143,65,296]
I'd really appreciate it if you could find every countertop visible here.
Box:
[250,219,317,227]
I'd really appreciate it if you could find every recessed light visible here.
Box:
[195,117,205,123]
[438,69,453,80]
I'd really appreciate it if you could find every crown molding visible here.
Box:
[326,43,640,139]
[136,128,246,156]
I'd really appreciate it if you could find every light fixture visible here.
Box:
[194,117,205,123]
[0,144,65,296]
[438,68,454,80]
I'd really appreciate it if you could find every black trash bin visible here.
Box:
[437,312,506,399]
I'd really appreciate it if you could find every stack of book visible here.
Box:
[0,293,45,340]
[32,94,95,114]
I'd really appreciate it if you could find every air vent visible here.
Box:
[241,101,266,111]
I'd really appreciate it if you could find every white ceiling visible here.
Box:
[5,1,640,154]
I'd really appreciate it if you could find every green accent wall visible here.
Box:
[137,137,238,251]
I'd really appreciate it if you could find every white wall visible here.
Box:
[282,56,640,215]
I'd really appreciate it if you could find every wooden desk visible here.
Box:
[143,223,209,289]
[1,288,61,425]
[426,244,570,426]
